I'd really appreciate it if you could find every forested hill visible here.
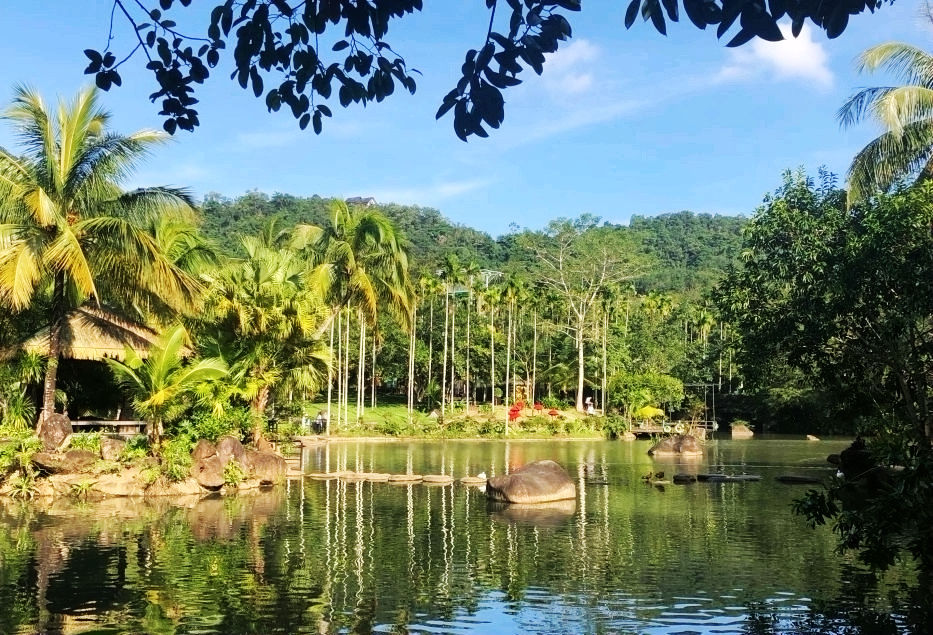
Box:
[199,192,746,292]
[628,212,747,296]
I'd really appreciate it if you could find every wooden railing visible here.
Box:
[71,420,147,437]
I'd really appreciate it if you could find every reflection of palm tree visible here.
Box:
[839,41,933,201]
[0,86,202,427]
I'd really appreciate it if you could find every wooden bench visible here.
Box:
[71,420,147,437]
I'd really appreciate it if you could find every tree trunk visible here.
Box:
[441,289,449,419]
[39,273,67,432]
[505,300,512,406]
[428,298,434,387]
[466,287,472,412]
[408,307,416,419]
[576,316,585,412]
[357,310,365,423]
[344,308,350,426]
[371,330,377,409]
[602,309,608,414]
[336,309,343,430]
[326,318,335,435]
[252,385,270,444]
[490,306,496,409]
[150,417,164,454]
[450,296,457,407]
[531,308,537,406]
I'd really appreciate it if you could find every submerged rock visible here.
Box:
[245,449,287,485]
[648,434,703,456]
[485,460,576,504]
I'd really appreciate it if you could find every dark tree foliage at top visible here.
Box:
[85,0,894,139]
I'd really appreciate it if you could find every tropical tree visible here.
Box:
[522,216,644,411]
[202,230,329,443]
[296,200,412,423]
[107,324,227,452]
[840,40,933,201]
[0,86,202,429]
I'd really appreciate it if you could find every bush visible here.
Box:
[0,434,41,481]
[118,435,149,464]
[160,437,193,482]
[69,432,101,454]
[604,415,629,439]
[541,395,570,410]
[176,408,250,443]
[223,459,246,486]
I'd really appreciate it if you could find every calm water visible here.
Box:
[0,438,924,634]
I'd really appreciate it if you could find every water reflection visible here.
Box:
[0,439,927,634]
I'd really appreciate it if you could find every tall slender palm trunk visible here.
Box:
[449,297,457,406]
[371,330,377,408]
[466,289,472,412]
[441,289,449,418]
[576,315,585,412]
[490,306,496,409]
[428,298,434,386]
[356,310,365,422]
[344,308,350,426]
[326,318,335,435]
[505,300,512,406]
[408,307,416,419]
[601,310,608,414]
[531,308,537,406]
[336,310,342,430]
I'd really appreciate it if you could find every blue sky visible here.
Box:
[0,1,928,236]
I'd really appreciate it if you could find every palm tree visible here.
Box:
[203,231,329,443]
[440,253,463,409]
[107,324,227,452]
[464,260,480,411]
[0,86,202,429]
[296,200,412,423]
[839,41,933,201]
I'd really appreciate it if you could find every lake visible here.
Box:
[0,438,923,634]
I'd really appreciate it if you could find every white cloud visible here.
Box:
[541,39,600,97]
[362,178,493,206]
[715,24,833,88]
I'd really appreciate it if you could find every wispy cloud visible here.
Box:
[715,24,833,88]
[362,178,493,206]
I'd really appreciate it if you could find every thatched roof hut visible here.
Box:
[17,306,171,361]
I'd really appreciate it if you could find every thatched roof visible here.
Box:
[18,307,169,361]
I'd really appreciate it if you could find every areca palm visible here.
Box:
[840,42,933,201]
[0,86,202,427]
[107,324,227,452]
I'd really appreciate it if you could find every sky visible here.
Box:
[0,1,929,236]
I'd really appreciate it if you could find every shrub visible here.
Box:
[176,407,250,443]
[223,459,246,486]
[604,415,629,439]
[160,437,193,482]
[0,434,41,481]
[8,472,36,500]
[118,435,149,464]
[541,395,570,410]
[69,432,101,454]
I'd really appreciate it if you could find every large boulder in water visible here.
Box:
[245,449,287,485]
[39,413,72,450]
[648,434,703,456]
[191,454,225,490]
[216,436,247,467]
[485,460,576,504]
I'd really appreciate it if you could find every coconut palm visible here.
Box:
[107,324,227,452]
[840,42,933,201]
[0,86,201,428]
[464,260,480,410]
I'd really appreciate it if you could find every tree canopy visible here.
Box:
[84,0,896,140]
